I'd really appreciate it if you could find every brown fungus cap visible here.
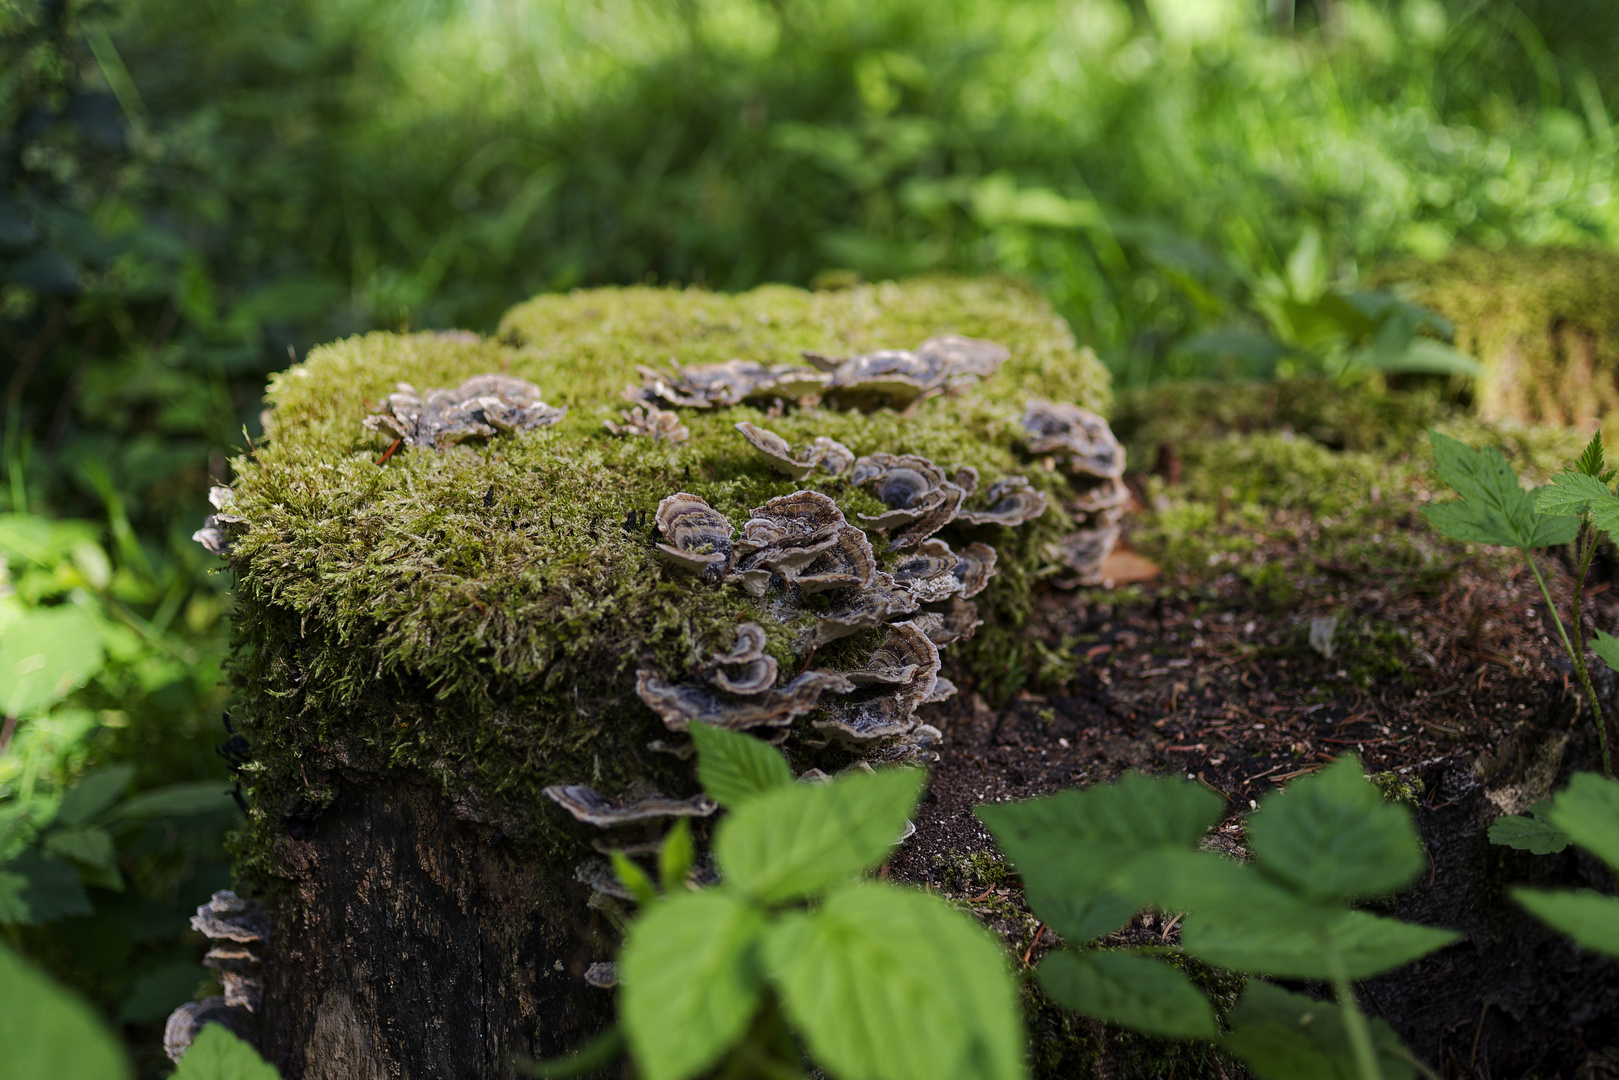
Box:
[890,539,965,604]
[700,622,780,696]
[605,403,689,443]
[957,476,1048,527]
[634,668,855,732]
[1021,398,1125,479]
[634,359,830,409]
[542,783,718,827]
[654,493,736,581]
[362,374,565,449]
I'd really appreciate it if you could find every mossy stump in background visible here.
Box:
[219,278,1109,1079]
[1377,245,1619,436]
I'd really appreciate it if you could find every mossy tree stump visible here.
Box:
[219,278,1110,1078]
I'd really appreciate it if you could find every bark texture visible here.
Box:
[256,780,616,1080]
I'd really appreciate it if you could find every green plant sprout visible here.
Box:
[0,937,279,1079]
[1490,771,1619,957]
[977,758,1459,1080]
[1422,430,1619,777]
[528,720,1027,1080]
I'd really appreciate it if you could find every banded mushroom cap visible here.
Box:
[635,668,855,732]
[851,453,945,510]
[1021,399,1125,479]
[815,622,940,744]
[700,622,779,695]
[654,493,735,580]
[606,404,689,443]
[810,436,856,477]
[911,597,983,646]
[913,334,1010,381]
[363,374,565,449]
[737,490,847,566]
[735,421,816,480]
[890,539,965,604]
[782,525,877,594]
[839,621,940,687]
[637,359,830,408]
[190,890,269,944]
[1053,523,1122,585]
[542,783,718,827]
[957,476,1048,527]
[951,541,999,599]
[802,571,921,649]
[1066,475,1131,517]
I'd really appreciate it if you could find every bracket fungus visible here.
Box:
[653,493,735,581]
[362,374,565,449]
[634,668,856,733]
[605,403,689,443]
[851,453,968,549]
[542,783,718,827]
[807,333,1010,410]
[1020,399,1128,584]
[633,359,830,409]
[192,485,246,557]
[163,890,268,1061]
[734,422,854,480]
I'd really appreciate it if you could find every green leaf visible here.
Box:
[0,938,131,1080]
[1221,981,1417,1080]
[1245,757,1424,902]
[1421,431,1578,550]
[1487,804,1569,854]
[56,765,136,827]
[117,959,212,1023]
[1542,772,1619,871]
[43,826,116,871]
[10,854,92,924]
[762,883,1027,1080]
[716,767,922,904]
[610,852,657,907]
[0,606,107,718]
[1182,905,1459,980]
[172,1022,281,1079]
[619,890,767,1080]
[1595,631,1619,678]
[976,774,1221,940]
[1511,888,1619,957]
[1037,949,1217,1040]
[659,819,695,894]
[1576,431,1607,479]
[689,721,792,810]
[115,781,236,819]
[0,870,30,923]
[1537,471,1619,535]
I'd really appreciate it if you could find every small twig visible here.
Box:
[376,438,403,466]
[964,885,998,903]
[1022,922,1047,968]
[0,714,17,755]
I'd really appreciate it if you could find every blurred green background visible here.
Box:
[3,0,1617,1071]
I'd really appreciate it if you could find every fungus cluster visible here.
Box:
[1021,400,1129,584]
[362,373,566,449]
[164,890,268,1061]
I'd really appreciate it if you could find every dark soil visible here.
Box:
[890,505,1619,1079]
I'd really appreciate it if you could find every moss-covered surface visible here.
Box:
[225,276,1109,883]
[1371,245,1619,436]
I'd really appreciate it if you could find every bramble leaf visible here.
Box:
[1245,757,1425,902]
[1037,949,1217,1040]
[1511,888,1619,957]
[1541,772,1619,871]
[1575,430,1606,479]
[976,774,1221,941]
[620,890,768,1080]
[55,765,135,827]
[1487,802,1569,854]
[172,1023,281,1080]
[0,938,131,1080]
[0,606,107,718]
[115,781,236,819]
[1537,471,1619,535]
[1594,631,1619,679]
[611,851,657,906]
[716,767,922,904]
[659,819,695,894]
[8,855,91,923]
[43,827,116,872]
[689,721,792,810]
[1221,982,1417,1080]
[762,883,1027,1080]
[1421,431,1578,550]
[1181,905,1459,979]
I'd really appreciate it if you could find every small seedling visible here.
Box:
[1422,430,1618,777]
[978,758,1458,1080]
[1493,772,1619,957]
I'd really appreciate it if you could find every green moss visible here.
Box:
[1372,246,1619,436]
[226,277,1109,885]
[1368,770,1425,806]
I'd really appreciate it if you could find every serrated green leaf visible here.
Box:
[56,765,136,827]
[171,1021,281,1079]
[10,854,91,924]
[716,767,922,904]
[1422,431,1579,550]
[689,721,792,810]
[659,819,695,894]
[1221,982,1417,1080]
[1037,949,1217,1040]
[611,851,657,907]
[976,774,1221,939]
[620,889,767,1080]
[116,959,211,1023]
[43,826,116,870]
[115,781,235,819]
[762,883,1027,1080]
[1537,471,1619,535]
[0,606,107,718]
[1246,757,1424,902]
[1182,905,1459,979]
[1594,631,1619,679]
[1511,887,1619,956]
[0,870,31,923]
[1487,806,1569,854]
[1576,431,1607,479]
[0,938,131,1080]
[1542,772,1619,871]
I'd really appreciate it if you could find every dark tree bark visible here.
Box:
[256,780,616,1080]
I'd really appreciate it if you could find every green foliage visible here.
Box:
[0,938,131,1080]
[1221,983,1416,1080]
[1421,431,1577,550]
[689,721,792,810]
[1487,801,1569,855]
[1537,471,1619,534]
[610,730,1026,1080]
[1499,773,1619,958]
[978,758,1456,1078]
[1596,631,1619,678]
[171,1024,282,1080]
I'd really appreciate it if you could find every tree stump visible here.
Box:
[214,278,1112,1077]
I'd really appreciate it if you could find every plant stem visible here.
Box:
[1568,526,1612,778]
[1327,947,1384,1080]
[1524,551,1611,778]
